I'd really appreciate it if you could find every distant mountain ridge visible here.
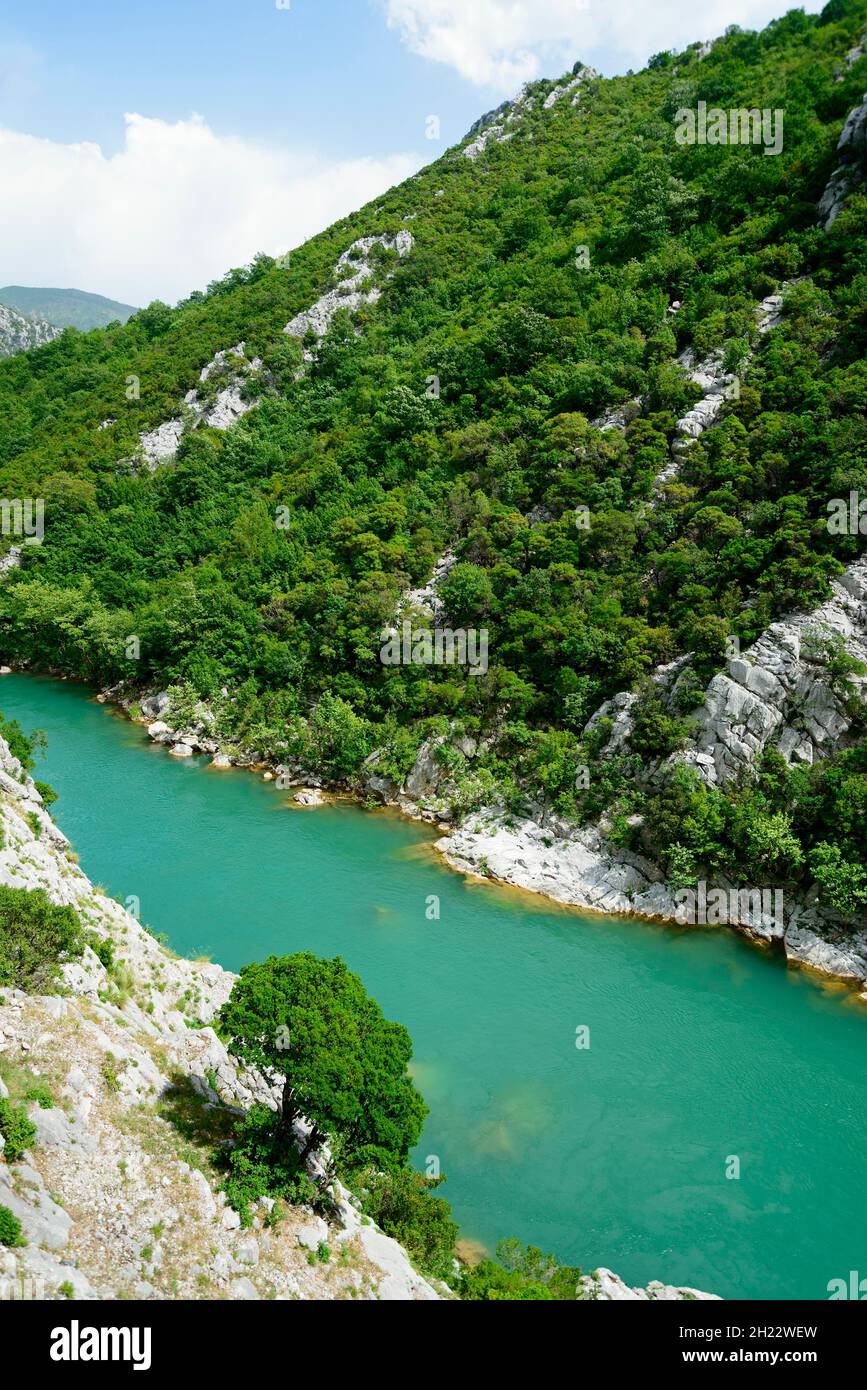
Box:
[0,286,138,331]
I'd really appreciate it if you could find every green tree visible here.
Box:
[217,953,427,1165]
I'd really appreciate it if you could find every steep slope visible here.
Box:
[1,1,867,965]
[0,286,138,331]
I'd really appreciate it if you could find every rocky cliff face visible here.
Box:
[433,550,867,992]
[818,92,867,229]
[0,303,59,359]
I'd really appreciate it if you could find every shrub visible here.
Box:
[0,885,84,992]
[24,1085,54,1110]
[221,1104,317,1223]
[459,1238,582,1300]
[351,1165,458,1281]
[0,1204,25,1248]
[0,1098,37,1160]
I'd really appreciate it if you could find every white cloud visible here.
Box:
[378,0,825,91]
[0,113,421,306]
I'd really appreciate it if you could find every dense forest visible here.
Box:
[1,0,866,920]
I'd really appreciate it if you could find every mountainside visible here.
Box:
[1,1,867,969]
[0,286,138,332]
[0,303,59,359]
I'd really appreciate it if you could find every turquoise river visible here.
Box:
[2,674,866,1300]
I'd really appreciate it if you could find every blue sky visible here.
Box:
[0,0,484,159]
[0,0,826,304]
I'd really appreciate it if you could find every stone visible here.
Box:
[234,1234,260,1266]
[229,1277,259,1300]
[294,788,325,806]
[296,1217,329,1251]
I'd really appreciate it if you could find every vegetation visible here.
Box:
[216,954,429,1223]
[0,885,83,992]
[458,1238,583,1300]
[349,1164,458,1281]
[0,1097,37,1161]
[0,1204,25,1247]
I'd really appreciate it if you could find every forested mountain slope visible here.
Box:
[2,1,867,933]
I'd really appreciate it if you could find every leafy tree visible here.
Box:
[217,953,427,1165]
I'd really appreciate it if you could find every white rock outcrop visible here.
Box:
[0,303,59,359]
[577,1267,719,1301]
[283,232,413,352]
[394,549,457,623]
[134,224,415,475]
[676,555,867,787]
[653,288,791,495]
[135,343,263,471]
[434,555,867,988]
[818,94,867,229]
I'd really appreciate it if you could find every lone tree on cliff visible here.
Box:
[217,952,427,1167]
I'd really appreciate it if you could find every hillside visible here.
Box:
[0,303,59,359]
[1,0,867,962]
[0,286,138,332]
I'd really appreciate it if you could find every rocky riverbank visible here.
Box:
[88,651,867,1000]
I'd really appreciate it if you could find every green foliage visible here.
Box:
[0,713,43,775]
[809,842,867,914]
[221,1104,316,1222]
[217,953,427,1166]
[86,932,115,971]
[34,780,58,807]
[24,1084,54,1110]
[0,885,84,992]
[0,1204,25,1247]
[0,2,866,921]
[458,1238,582,1300]
[351,1165,459,1281]
[0,1097,37,1160]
